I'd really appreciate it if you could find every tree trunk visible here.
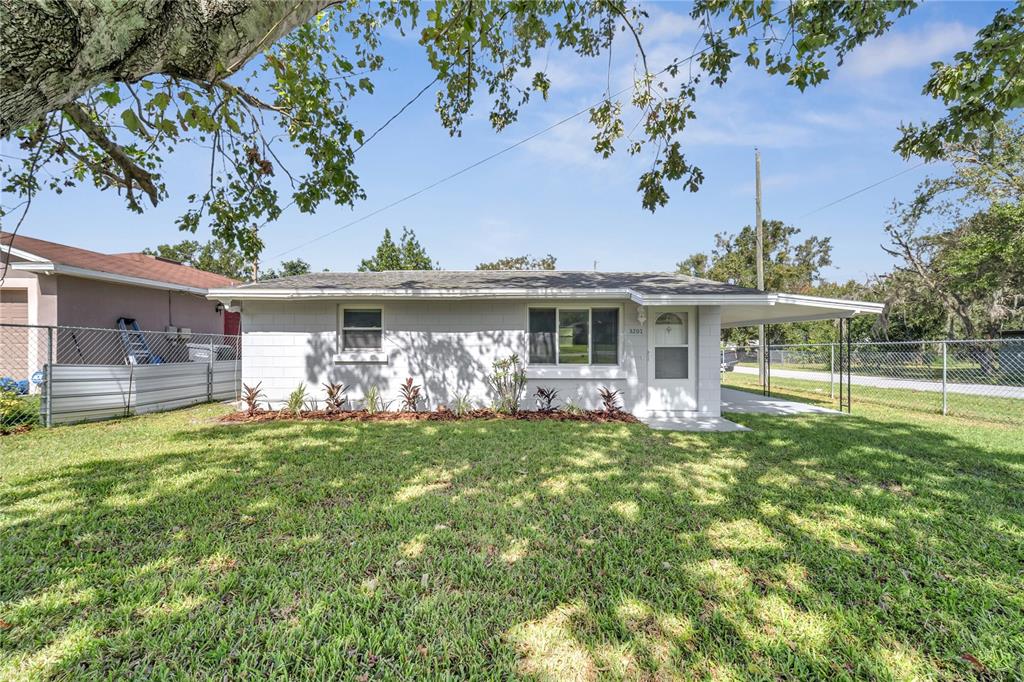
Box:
[0,0,330,136]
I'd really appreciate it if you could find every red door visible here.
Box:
[223,311,241,336]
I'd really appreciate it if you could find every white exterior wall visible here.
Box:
[240,299,721,419]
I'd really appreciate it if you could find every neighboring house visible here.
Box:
[1,231,239,378]
[208,271,882,424]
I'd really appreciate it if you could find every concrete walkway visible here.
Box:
[720,387,842,416]
[646,389,840,431]
[733,365,1024,399]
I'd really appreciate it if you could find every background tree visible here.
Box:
[476,254,557,270]
[359,228,436,271]
[144,238,247,280]
[679,221,838,344]
[678,220,832,292]
[881,119,1024,340]
[3,1,1021,264]
[260,258,312,281]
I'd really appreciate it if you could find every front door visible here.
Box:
[647,307,696,414]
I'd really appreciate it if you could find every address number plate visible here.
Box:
[627,328,644,335]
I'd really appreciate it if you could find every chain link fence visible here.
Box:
[723,339,1024,424]
[1,323,241,431]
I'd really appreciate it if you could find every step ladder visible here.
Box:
[117,318,156,365]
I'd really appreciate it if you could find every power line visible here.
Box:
[268,6,795,259]
[799,160,927,218]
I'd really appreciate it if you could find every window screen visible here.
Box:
[342,309,382,350]
[591,308,619,364]
[558,310,589,364]
[528,308,556,364]
[654,347,689,379]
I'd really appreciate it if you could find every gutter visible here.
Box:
[11,261,211,296]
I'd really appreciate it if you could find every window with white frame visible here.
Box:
[341,309,382,350]
[528,307,619,365]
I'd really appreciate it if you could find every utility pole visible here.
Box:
[251,224,259,282]
[755,148,765,387]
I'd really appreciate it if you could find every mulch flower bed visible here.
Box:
[220,408,640,424]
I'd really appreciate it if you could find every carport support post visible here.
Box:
[941,340,948,416]
[829,342,835,400]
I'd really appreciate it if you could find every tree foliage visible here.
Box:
[678,220,832,292]
[143,239,248,280]
[358,228,436,271]
[261,258,313,281]
[3,1,1021,264]
[881,118,1024,339]
[476,254,557,270]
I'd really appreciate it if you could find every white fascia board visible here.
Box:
[773,293,884,313]
[2,246,50,263]
[11,262,209,295]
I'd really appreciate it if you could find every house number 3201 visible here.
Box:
[628,328,644,335]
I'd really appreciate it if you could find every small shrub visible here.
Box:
[598,386,622,413]
[286,383,308,415]
[563,398,584,416]
[323,382,347,412]
[487,354,527,414]
[242,382,264,416]
[399,377,422,412]
[534,386,559,412]
[451,393,473,417]
[364,385,392,414]
[304,398,320,412]
[1,389,39,430]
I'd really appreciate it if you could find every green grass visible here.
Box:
[2,405,1023,680]
[723,371,1024,425]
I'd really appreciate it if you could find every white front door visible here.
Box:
[647,307,696,414]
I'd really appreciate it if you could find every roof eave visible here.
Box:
[11,262,211,295]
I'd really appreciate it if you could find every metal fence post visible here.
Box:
[829,343,835,401]
[208,337,215,402]
[45,326,53,427]
[941,340,948,416]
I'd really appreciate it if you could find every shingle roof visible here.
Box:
[2,231,238,289]
[227,270,762,295]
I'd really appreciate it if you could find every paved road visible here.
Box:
[732,365,1024,400]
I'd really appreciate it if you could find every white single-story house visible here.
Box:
[208,271,882,425]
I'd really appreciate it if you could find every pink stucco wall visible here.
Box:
[56,275,223,332]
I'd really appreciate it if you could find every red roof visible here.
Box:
[1,231,239,290]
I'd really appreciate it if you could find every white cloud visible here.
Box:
[638,4,699,44]
[843,22,976,79]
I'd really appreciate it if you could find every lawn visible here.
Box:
[723,370,1024,425]
[2,404,1023,680]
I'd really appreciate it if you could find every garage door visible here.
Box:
[0,289,29,379]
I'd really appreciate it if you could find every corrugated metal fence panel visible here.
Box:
[48,364,134,424]
[211,361,240,401]
[47,360,241,424]
[133,363,211,414]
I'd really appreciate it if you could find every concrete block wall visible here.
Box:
[696,305,721,416]
[240,299,719,418]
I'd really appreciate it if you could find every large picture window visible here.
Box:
[528,307,619,365]
[342,309,382,350]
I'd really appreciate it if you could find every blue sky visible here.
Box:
[8,1,1008,281]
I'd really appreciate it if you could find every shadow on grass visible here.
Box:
[1,412,1022,679]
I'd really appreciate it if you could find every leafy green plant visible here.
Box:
[598,386,622,414]
[363,385,392,414]
[323,382,347,412]
[487,355,527,414]
[534,386,559,412]
[1,389,39,431]
[241,382,264,417]
[286,383,308,416]
[451,393,473,418]
[563,398,584,416]
[399,377,422,412]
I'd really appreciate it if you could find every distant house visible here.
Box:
[1,231,238,334]
[209,271,882,426]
